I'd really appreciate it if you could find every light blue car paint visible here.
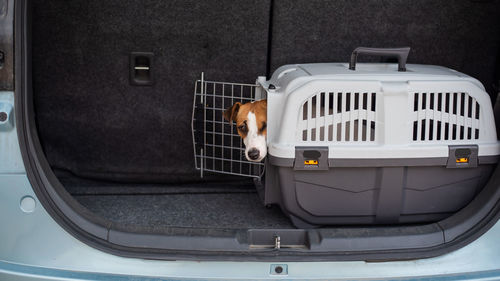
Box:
[0,91,24,174]
[1,90,499,280]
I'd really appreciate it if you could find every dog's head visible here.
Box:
[224,99,267,162]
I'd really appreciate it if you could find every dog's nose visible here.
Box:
[248,148,260,160]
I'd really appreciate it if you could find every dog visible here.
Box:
[224,99,267,162]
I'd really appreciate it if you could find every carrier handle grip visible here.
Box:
[349,47,410,72]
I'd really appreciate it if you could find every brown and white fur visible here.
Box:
[224,99,267,162]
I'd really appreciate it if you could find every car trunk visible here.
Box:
[25,0,500,259]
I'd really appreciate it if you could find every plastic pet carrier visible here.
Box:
[193,47,500,228]
[260,47,500,227]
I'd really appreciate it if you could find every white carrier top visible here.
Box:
[259,63,500,160]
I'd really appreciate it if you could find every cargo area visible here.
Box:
[27,0,500,255]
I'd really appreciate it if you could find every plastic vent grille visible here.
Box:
[412,92,480,141]
[191,74,265,179]
[298,92,377,142]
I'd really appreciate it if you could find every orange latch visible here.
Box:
[304,160,319,165]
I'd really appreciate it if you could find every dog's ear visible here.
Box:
[224,102,241,122]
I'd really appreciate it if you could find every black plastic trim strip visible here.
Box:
[15,0,500,262]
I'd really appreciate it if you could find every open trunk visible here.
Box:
[18,0,500,260]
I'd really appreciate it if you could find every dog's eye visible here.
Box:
[260,122,267,133]
[238,124,247,133]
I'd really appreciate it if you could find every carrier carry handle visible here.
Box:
[349,47,410,72]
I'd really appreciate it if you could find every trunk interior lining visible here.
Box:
[32,0,500,183]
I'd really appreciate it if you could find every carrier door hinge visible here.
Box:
[446,145,478,168]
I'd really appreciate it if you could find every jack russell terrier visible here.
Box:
[224,99,267,162]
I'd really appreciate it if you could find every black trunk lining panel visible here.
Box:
[270,0,500,96]
[32,0,500,184]
[31,0,271,183]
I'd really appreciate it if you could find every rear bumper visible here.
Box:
[2,255,500,281]
[1,173,500,280]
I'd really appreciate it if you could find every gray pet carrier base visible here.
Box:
[264,152,497,228]
[259,48,500,228]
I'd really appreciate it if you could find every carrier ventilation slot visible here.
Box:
[412,92,480,141]
[191,73,265,178]
[299,92,377,142]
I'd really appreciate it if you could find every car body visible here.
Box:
[1,0,500,280]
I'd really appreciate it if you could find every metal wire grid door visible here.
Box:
[191,73,265,178]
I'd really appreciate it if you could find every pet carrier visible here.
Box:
[260,47,500,227]
[192,47,500,228]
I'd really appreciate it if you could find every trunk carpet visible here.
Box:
[74,193,293,229]
[59,172,294,229]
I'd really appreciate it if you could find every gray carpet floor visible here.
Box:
[74,192,293,229]
[59,171,294,229]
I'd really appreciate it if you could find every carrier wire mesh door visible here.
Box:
[191,73,265,179]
